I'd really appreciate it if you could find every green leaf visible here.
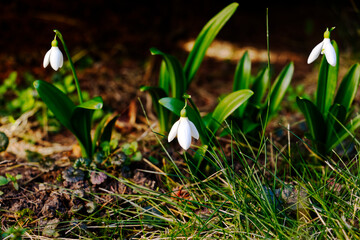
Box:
[333,63,360,112]
[326,115,360,151]
[140,86,170,133]
[132,152,142,161]
[316,40,339,118]
[34,80,75,131]
[233,51,251,117]
[71,97,103,158]
[233,51,252,91]
[159,60,170,95]
[93,113,112,153]
[326,104,346,150]
[267,62,294,117]
[159,97,207,143]
[250,67,270,106]
[184,2,238,84]
[150,48,186,99]
[92,114,119,153]
[0,176,9,186]
[76,96,103,110]
[100,114,119,143]
[242,119,260,135]
[208,89,253,133]
[296,97,326,146]
[71,110,92,158]
[71,106,98,159]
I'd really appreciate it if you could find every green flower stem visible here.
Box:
[54,29,84,104]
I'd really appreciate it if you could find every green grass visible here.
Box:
[6,123,359,239]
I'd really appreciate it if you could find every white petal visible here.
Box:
[43,49,51,68]
[177,118,192,150]
[188,120,199,140]
[307,41,323,64]
[50,46,63,71]
[59,50,64,68]
[168,120,180,142]
[323,39,336,66]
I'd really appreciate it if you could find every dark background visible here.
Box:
[1,1,359,57]
[0,0,359,111]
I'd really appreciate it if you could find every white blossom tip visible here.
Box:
[43,46,64,71]
[168,117,199,150]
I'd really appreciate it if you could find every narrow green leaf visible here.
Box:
[233,51,252,91]
[267,62,294,117]
[159,97,207,143]
[233,51,251,117]
[150,48,186,99]
[100,114,119,143]
[71,107,95,159]
[333,63,360,112]
[250,67,270,105]
[34,80,75,131]
[208,89,253,133]
[159,60,170,95]
[316,40,339,118]
[184,2,238,84]
[326,104,346,151]
[140,86,170,132]
[326,115,360,151]
[93,113,112,153]
[296,97,326,145]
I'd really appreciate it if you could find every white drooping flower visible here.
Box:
[43,39,63,71]
[307,28,336,66]
[168,109,199,150]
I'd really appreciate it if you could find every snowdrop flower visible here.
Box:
[307,28,336,66]
[43,39,63,71]
[168,109,199,150]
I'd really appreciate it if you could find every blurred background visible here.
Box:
[0,0,359,111]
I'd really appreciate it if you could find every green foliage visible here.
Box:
[1,226,27,240]
[34,29,117,160]
[159,97,207,143]
[159,89,253,146]
[0,173,22,194]
[316,41,339,118]
[297,42,360,155]
[231,51,294,135]
[150,48,186,99]
[122,141,143,162]
[184,2,239,84]
[207,90,254,134]
[0,72,37,116]
[142,3,238,133]
[0,131,9,152]
[34,80,103,159]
